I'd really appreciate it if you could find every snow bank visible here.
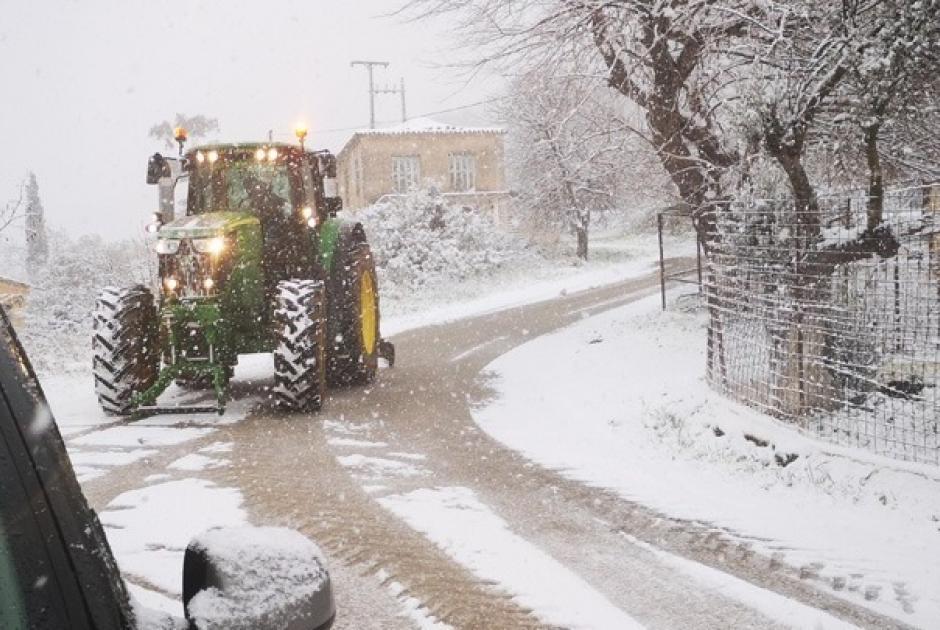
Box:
[473,289,940,628]
[185,526,331,630]
[16,230,154,373]
[358,189,541,305]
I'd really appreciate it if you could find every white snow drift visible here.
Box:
[472,289,940,628]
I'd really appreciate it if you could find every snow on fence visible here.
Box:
[704,183,940,464]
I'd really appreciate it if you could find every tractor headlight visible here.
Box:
[164,277,178,292]
[155,238,180,254]
[192,236,227,256]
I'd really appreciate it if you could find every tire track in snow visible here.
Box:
[327,426,639,629]
[217,412,546,629]
[378,486,646,630]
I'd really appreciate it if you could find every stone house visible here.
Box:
[0,276,29,329]
[337,117,509,219]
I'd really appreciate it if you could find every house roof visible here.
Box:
[338,117,506,159]
[353,117,506,136]
[0,276,29,291]
[355,117,506,135]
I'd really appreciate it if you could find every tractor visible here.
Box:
[92,126,393,415]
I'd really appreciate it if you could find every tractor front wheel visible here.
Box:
[328,242,380,387]
[273,280,327,412]
[92,285,160,415]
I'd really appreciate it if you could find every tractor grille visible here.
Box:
[163,241,216,299]
[176,253,213,298]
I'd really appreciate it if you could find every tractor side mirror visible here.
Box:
[322,171,341,215]
[326,197,342,217]
[182,526,335,630]
[147,153,171,185]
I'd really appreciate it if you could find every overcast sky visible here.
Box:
[0,0,500,240]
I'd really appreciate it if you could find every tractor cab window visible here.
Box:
[189,156,297,219]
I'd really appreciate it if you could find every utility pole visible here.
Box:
[350,60,389,129]
[400,78,407,122]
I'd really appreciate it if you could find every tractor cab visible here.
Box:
[182,142,340,223]
[147,139,343,301]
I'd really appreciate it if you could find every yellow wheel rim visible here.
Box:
[360,271,377,355]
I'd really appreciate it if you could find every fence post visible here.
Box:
[658,212,666,310]
[696,229,703,293]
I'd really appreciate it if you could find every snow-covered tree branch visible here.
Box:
[149,113,220,151]
[502,64,656,259]
[0,179,26,237]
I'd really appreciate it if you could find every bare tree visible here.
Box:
[0,179,26,237]
[504,65,635,259]
[149,113,220,151]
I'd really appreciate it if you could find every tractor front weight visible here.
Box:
[133,301,231,415]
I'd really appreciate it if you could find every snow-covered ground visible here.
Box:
[472,289,940,629]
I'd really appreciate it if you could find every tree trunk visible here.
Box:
[865,124,884,231]
[770,146,820,238]
[575,223,589,260]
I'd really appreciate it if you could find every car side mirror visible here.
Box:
[147,153,171,185]
[182,526,335,630]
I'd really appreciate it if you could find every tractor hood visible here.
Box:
[159,212,258,240]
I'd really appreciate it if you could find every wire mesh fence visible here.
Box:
[704,183,940,464]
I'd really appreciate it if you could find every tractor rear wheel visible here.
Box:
[328,242,380,386]
[92,285,160,415]
[273,280,327,411]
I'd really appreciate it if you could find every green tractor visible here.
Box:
[92,127,393,415]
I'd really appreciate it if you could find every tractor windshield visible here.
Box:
[187,156,296,218]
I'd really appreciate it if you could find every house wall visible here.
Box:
[338,132,507,211]
[0,278,29,329]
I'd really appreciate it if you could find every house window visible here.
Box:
[449,153,476,192]
[392,156,420,193]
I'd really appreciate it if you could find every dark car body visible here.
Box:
[0,306,135,628]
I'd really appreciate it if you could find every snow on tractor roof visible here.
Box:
[353,116,505,136]
[189,141,302,153]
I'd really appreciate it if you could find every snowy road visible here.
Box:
[61,262,912,629]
